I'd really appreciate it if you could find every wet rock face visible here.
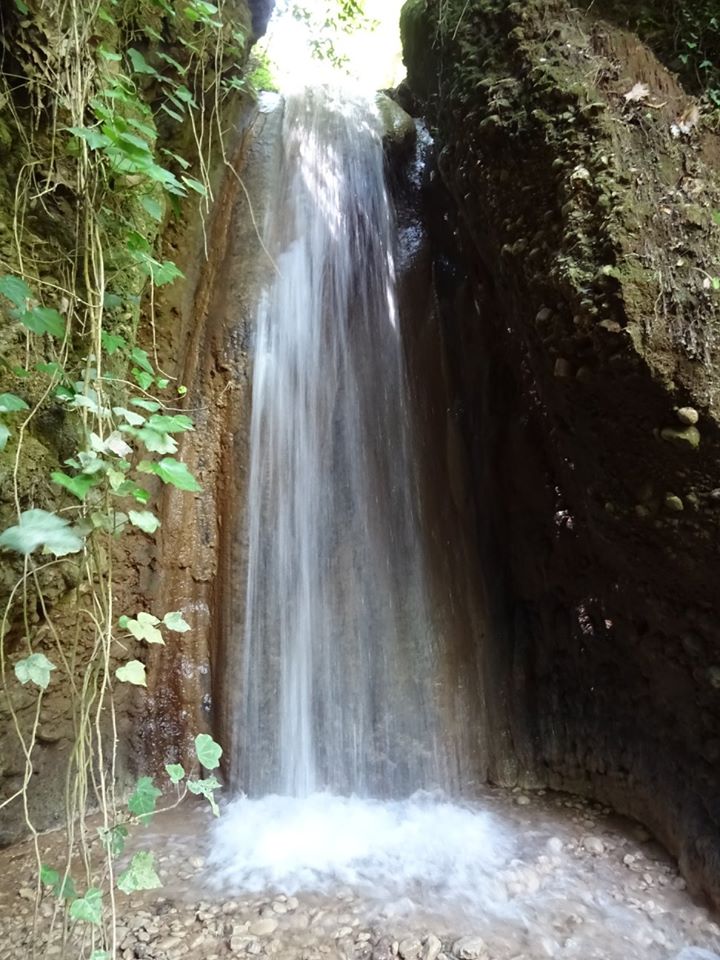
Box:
[247,0,274,35]
[401,0,720,905]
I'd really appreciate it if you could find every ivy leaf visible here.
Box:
[187,776,221,816]
[15,653,56,690]
[102,331,127,354]
[138,458,201,492]
[113,406,145,427]
[51,471,100,501]
[120,612,163,645]
[127,48,160,77]
[147,259,184,287]
[140,195,164,222]
[146,414,194,434]
[194,733,222,771]
[69,888,103,925]
[117,851,162,894]
[116,659,147,686]
[0,274,32,309]
[123,424,178,454]
[128,776,162,823]
[0,509,84,556]
[163,611,190,632]
[165,763,185,784]
[68,126,112,150]
[131,398,161,412]
[41,865,76,900]
[128,510,160,533]
[0,424,10,451]
[133,369,154,391]
[98,824,128,857]
[0,393,29,413]
[130,347,154,375]
[181,175,207,196]
[21,306,65,338]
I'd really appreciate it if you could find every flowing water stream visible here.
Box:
[232,89,463,799]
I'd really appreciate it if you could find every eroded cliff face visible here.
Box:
[400,0,720,905]
[0,0,275,844]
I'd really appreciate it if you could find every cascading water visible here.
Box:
[233,90,456,800]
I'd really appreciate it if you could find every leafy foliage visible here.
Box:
[117,851,162,894]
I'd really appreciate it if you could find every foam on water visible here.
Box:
[208,792,720,959]
[210,792,513,908]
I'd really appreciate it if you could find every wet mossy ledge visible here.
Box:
[400,0,720,906]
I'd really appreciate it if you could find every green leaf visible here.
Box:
[138,457,201,492]
[187,775,221,816]
[128,48,160,76]
[99,46,122,61]
[128,510,160,533]
[90,952,111,960]
[130,347,154,374]
[35,361,64,377]
[116,659,147,686]
[160,102,185,123]
[0,392,29,413]
[165,763,185,784]
[148,259,184,287]
[0,509,84,556]
[102,331,127,355]
[14,0,30,12]
[40,864,76,901]
[0,424,10,451]
[98,823,128,857]
[131,398,161,412]
[128,776,161,823]
[113,406,145,427]
[69,888,102,925]
[117,850,162,894]
[15,653,56,690]
[51,471,100,501]
[41,864,59,887]
[157,50,186,73]
[146,413,194,434]
[133,369,154,391]
[163,610,190,632]
[140,195,164,222]
[21,306,65,338]
[120,611,163,644]
[123,424,178,454]
[0,274,32,309]
[174,84,197,106]
[195,733,222,770]
[181,175,207,196]
[68,126,112,150]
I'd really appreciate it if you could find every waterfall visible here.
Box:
[234,90,449,799]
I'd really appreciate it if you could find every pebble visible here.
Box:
[398,938,423,959]
[423,935,442,960]
[452,937,488,960]
[677,407,699,426]
[249,918,279,937]
[582,836,605,855]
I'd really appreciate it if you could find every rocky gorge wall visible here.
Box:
[0,0,275,844]
[400,0,720,906]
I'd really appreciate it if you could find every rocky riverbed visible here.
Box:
[1,789,720,960]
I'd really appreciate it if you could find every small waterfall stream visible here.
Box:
[234,90,459,799]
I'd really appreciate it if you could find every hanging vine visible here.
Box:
[0,0,258,954]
